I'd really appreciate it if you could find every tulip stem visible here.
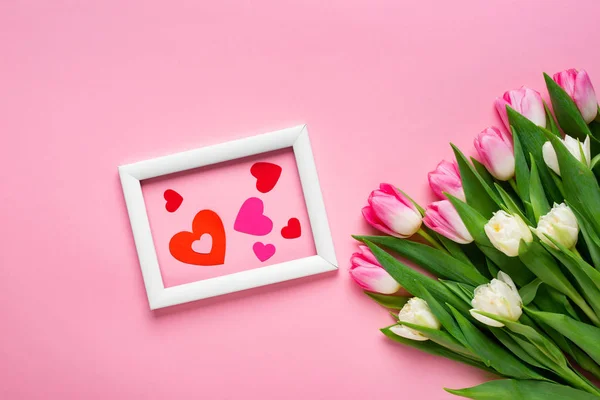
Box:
[417,229,447,252]
[508,178,519,196]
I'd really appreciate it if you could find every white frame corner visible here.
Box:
[119,125,337,309]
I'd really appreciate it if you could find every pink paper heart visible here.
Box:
[234,197,273,236]
[253,242,276,262]
[191,233,213,254]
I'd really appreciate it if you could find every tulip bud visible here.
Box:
[362,183,422,238]
[349,245,401,294]
[484,211,533,257]
[427,160,465,201]
[533,203,579,250]
[389,297,441,341]
[542,135,591,176]
[553,69,598,123]
[474,127,515,181]
[423,200,473,244]
[495,86,546,130]
[470,272,523,327]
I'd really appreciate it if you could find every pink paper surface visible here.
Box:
[2,1,600,399]
[141,149,315,287]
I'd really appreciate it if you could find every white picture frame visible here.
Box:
[119,125,338,309]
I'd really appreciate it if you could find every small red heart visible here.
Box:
[281,218,301,239]
[250,162,282,193]
[164,189,183,213]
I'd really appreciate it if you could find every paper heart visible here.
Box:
[253,242,276,262]
[281,218,301,239]
[234,197,273,236]
[250,162,282,193]
[191,233,212,254]
[164,189,183,213]
[169,209,226,266]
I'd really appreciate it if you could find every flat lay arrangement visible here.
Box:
[351,68,600,398]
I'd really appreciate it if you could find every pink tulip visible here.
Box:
[553,69,598,123]
[362,183,422,238]
[423,200,473,244]
[428,160,465,201]
[495,86,546,130]
[474,127,515,181]
[349,245,401,294]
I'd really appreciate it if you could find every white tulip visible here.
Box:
[484,211,533,257]
[534,203,579,249]
[542,135,590,176]
[389,297,441,341]
[470,272,522,327]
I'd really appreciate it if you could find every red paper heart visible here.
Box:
[250,162,282,193]
[281,218,301,239]
[169,210,226,266]
[164,189,183,213]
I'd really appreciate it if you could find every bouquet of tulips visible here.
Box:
[351,69,600,399]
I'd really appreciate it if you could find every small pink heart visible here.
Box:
[234,197,273,236]
[253,242,276,262]
[191,234,213,254]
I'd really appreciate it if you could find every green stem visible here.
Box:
[417,229,446,252]
[508,178,519,196]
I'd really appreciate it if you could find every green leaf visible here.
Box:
[395,320,474,358]
[419,285,467,344]
[445,379,599,400]
[448,305,547,380]
[440,280,474,305]
[364,291,410,309]
[520,279,543,306]
[380,326,496,374]
[447,194,535,287]
[363,240,469,313]
[544,101,561,137]
[569,203,600,268]
[512,127,533,220]
[529,157,551,223]
[527,309,600,367]
[544,73,592,141]
[437,233,478,268]
[508,109,563,203]
[472,157,500,196]
[494,183,529,223]
[472,311,565,367]
[542,238,600,318]
[544,131,600,235]
[353,235,488,286]
[490,329,548,370]
[519,240,600,326]
[452,144,501,218]
[486,258,500,278]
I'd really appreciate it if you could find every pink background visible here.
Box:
[142,149,315,287]
[1,1,600,398]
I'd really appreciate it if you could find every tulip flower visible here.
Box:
[484,211,533,257]
[534,203,579,250]
[495,86,546,130]
[474,127,515,181]
[470,272,523,327]
[390,297,441,341]
[362,183,422,238]
[553,69,598,123]
[542,134,590,176]
[349,245,401,294]
[428,160,465,201]
[423,200,473,244]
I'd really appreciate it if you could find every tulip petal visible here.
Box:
[573,70,598,123]
[470,310,505,327]
[362,206,400,237]
[389,324,429,341]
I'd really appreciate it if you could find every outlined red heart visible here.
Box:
[164,189,183,213]
[250,162,282,193]
[169,210,226,266]
[281,218,301,239]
